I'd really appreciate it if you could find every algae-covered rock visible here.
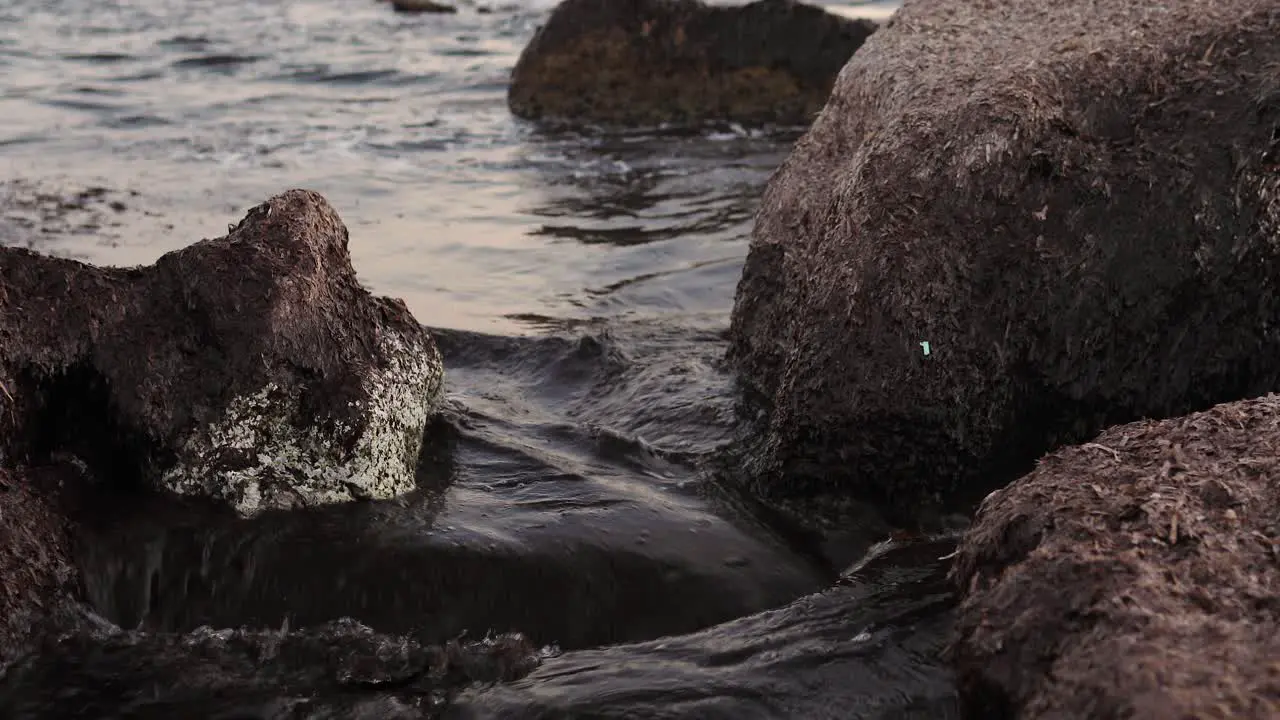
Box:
[950,395,1280,719]
[729,0,1280,518]
[0,189,444,516]
[508,0,876,127]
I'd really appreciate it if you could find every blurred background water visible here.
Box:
[0,0,897,333]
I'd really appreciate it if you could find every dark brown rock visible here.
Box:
[729,0,1280,519]
[507,0,876,126]
[0,618,543,718]
[0,466,79,665]
[0,189,444,516]
[949,395,1280,720]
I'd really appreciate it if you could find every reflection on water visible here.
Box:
[0,0,896,333]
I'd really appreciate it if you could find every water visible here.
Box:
[0,0,956,717]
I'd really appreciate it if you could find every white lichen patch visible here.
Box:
[159,329,444,516]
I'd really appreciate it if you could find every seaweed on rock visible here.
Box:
[950,394,1280,719]
[730,0,1280,519]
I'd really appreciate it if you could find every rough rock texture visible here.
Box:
[0,189,444,515]
[0,466,79,666]
[950,395,1280,719]
[0,617,543,719]
[508,0,876,126]
[730,0,1280,518]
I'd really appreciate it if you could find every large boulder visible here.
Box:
[949,395,1280,719]
[729,0,1280,517]
[508,0,876,126]
[0,189,444,516]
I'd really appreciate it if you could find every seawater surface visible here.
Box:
[0,0,957,717]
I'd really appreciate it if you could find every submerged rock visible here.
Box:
[950,395,1280,719]
[0,189,443,516]
[508,0,876,127]
[0,616,543,719]
[729,0,1280,517]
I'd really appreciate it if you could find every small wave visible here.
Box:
[61,52,135,64]
[157,35,213,49]
[172,54,264,69]
[278,66,403,85]
[104,114,173,129]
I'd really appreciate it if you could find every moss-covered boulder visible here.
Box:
[950,395,1280,719]
[0,189,443,516]
[729,0,1280,519]
[508,0,877,127]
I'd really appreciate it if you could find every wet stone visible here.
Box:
[508,0,877,127]
[0,188,445,516]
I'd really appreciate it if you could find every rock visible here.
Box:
[0,189,444,516]
[391,0,458,14]
[729,0,1280,518]
[507,0,876,126]
[949,395,1280,719]
[0,466,79,665]
[0,617,542,719]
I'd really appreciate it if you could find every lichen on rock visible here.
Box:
[1,189,445,516]
[163,330,443,515]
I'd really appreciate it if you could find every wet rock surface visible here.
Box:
[729,0,1280,519]
[508,0,876,127]
[0,188,444,516]
[950,395,1280,719]
[0,616,544,719]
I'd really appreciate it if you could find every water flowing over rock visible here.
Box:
[0,538,956,719]
[729,0,1280,518]
[449,535,958,719]
[0,616,543,719]
[0,189,444,517]
[950,395,1280,719]
[508,0,876,127]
